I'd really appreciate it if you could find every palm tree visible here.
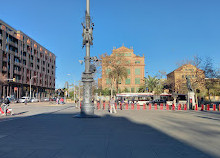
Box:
[145,75,159,92]
[108,66,128,94]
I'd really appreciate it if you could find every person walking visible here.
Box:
[3,97,10,115]
[110,96,117,114]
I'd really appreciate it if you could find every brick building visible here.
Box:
[98,46,145,93]
[0,20,56,99]
[167,64,205,94]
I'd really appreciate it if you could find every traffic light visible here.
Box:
[13,78,16,82]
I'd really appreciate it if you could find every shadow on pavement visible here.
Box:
[0,111,217,158]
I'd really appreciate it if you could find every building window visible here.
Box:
[125,78,130,85]
[135,78,140,84]
[106,78,111,84]
[127,69,130,75]
[125,53,131,56]
[135,61,140,64]
[135,68,140,75]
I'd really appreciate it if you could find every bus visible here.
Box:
[116,93,172,105]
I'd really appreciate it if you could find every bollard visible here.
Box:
[166,104,169,110]
[103,102,105,110]
[172,104,175,110]
[137,103,140,110]
[201,104,204,111]
[126,103,128,110]
[195,104,198,111]
[178,104,181,110]
[143,103,146,110]
[184,104,187,110]
[213,104,216,111]
[149,103,152,110]
[219,104,220,111]
[154,103,157,110]
[80,102,82,109]
[120,103,122,110]
[97,102,100,110]
[160,103,163,110]
[115,103,117,109]
[207,104,210,111]
[131,103,134,110]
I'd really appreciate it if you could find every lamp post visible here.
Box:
[80,0,95,117]
[30,76,37,99]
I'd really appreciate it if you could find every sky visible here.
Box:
[1,0,220,88]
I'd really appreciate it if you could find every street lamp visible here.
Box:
[30,76,37,98]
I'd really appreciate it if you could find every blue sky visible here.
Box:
[1,0,220,88]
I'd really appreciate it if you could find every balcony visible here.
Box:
[14,62,22,66]
[3,57,7,62]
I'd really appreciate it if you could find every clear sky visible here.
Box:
[1,0,220,88]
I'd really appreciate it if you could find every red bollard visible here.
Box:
[126,103,128,110]
[172,104,175,110]
[201,104,204,111]
[184,104,187,110]
[120,103,122,110]
[97,102,100,110]
[178,104,181,110]
[137,103,140,110]
[160,103,163,110]
[166,104,169,110]
[115,103,117,109]
[103,102,105,110]
[154,104,157,110]
[80,102,82,109]
[207,104,210,111]
[219,104,220,111]
[143,103,146,110]
[149,103,152,110]
[195,104,198,111]
[131,103,134,110]
[213,104,216,111]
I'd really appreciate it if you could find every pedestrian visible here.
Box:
[56,97,59,104]
[110,96,117,114]
[3,97,10,115]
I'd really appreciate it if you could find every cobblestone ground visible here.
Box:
[0,104,220,158]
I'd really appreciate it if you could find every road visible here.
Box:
[0,103,220,158]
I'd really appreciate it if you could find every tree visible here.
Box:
[100,53,129,96]
[145,75,159,92]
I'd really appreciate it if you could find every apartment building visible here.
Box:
[0,20,56,99]
[98,46,145,93]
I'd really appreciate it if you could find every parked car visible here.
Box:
[41,98,49,102]
[152,99,166,104]
[30,98,39,102]
[19,97,30,103]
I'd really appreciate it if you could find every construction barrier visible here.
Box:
[137,103,140,110]
[143,103,146,110]
[131,103,134,110]
[184,104,187,110]
[178,104,181,110]
[126,103,128,110]
[149,103,152,110]
[97,102,100,110]
[166,104,169,110]
[154,103,157,110]
[213,104,216,111]
[103,102,105,110]
[172,104,175,110]
[160,103,163,110]
[195,104,198,111]
[201,104,204,111]
[207,104,210,111]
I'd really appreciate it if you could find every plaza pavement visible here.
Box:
[0,103,220,158]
